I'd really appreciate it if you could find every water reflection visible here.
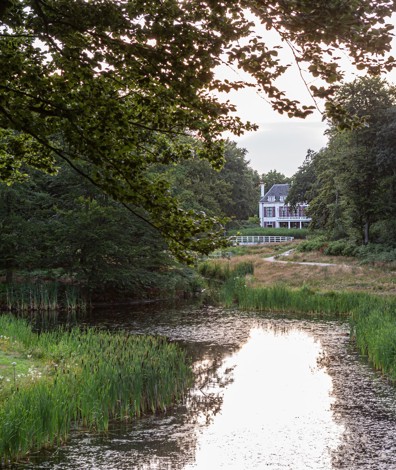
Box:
[24,307,396,470]
[187,327,343,469]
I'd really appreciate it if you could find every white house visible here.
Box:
[259,183,311,229]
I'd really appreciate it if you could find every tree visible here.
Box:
[261,170,291,191]
[293,78,396,244]
[167,140,260,221]
[1,1,395,259]
[286,150,316,206]
[0,162,195,295]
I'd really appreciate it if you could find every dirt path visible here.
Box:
[263,250,352,268]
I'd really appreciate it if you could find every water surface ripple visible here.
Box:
[23,306,396,469]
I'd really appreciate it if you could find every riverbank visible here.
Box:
[200,243,396,381]
[0,315,192,465]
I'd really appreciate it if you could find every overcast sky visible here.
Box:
[217,13,396,178]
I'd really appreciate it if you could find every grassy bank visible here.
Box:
[200,245,396,382]
[0,315,192,464]
[219,277,386,316]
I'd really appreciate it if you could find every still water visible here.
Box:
[25,305,396,469]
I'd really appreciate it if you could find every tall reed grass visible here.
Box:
[2,283,87,315]
[219,278,386,316]
[351,305,396,380]
[198,261,254,281]
[0,315,192,464]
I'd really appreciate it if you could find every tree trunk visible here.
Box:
[363,221,370,245]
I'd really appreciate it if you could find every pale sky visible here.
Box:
[217,13,396,178]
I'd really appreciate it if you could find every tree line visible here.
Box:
[0,140,259,299]
[288,77,396,248]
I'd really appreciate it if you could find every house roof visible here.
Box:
[260,183,289,202]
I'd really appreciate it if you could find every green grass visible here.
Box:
[351,305,396,380]
[198,260,254,282]
[0,315,192,464]
[219,278,384,316]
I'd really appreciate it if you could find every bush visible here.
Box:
[323,240,358,257]
[355,244,396,263]
[296,236,327,252]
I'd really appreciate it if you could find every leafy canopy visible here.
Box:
[289,77,396,245]
[0,0,395,259]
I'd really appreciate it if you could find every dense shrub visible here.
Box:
[296,236,327,252]
[323,240,358,257]
[355,244,396,263]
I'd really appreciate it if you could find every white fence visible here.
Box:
[231,236,294,245]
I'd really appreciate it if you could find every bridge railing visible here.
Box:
[230,236,294,245]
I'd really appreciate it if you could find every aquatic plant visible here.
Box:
[0,315,192,464]
[198,261,254,282]
[218,273,396,382]
[219,277,387,316]
[2,282,87,316]
[351,305,396,380]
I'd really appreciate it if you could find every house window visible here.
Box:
[264,207,275,217]
[268,196,275,202]
[280,196,285,202]
[279,206,289,217]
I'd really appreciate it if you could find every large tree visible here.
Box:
[261,170,291,191]
[167,140,260,220]
[1,0,395,259]
[290,77,396,244]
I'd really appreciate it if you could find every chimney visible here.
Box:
[260,180,265,198]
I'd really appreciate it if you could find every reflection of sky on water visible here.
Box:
[25,307,396,470]
[186,327,343,469]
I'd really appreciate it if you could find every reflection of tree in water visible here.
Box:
[186,345,240,428]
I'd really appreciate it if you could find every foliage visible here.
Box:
[287,150,317,208]
[296,236,328,253]
[290,77,396,246]
[0,315,192,463]
[164,140,260,221]
[220,278,380,316]
[1,1,395,259]
[322,241,359,257]
[1,282,86,314]
[198,260,254,282]
[352,305,396,380]
[0,162,203,299]
[260,170,291,190]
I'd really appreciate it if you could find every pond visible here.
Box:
[23,304,396,469]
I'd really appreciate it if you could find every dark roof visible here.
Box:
[260,183,289,202]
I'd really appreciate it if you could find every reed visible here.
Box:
[219,277,387,316]
[0,315,192,464]
[351,305,396,380]
[2,283,87,316]
[198,260,254,282]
